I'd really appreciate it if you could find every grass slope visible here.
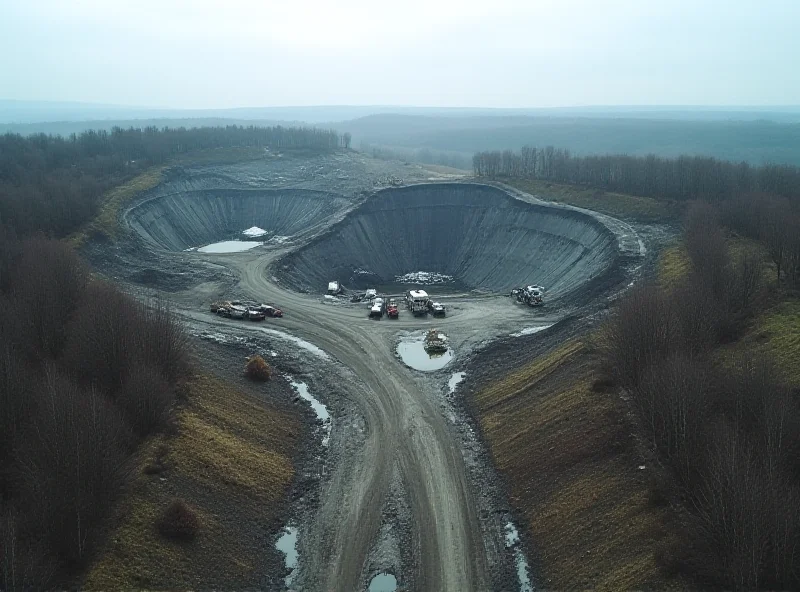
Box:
[472,340,675,590]
[502,178,677,223]
[84,373,301,589]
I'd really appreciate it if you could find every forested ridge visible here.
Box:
[0,124,342,239]
[473,146,800,201]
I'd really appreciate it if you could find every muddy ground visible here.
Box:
[82,150,669,591]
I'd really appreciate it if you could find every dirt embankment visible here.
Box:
[84,361,303,590]
[462,320,677,590]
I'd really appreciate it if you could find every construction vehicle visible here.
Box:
[429,301,446,317]
[511,285,545,306]
[369,301,384,319]
[406,289,430,316]
[424,329,448,354]
[387,299,399,319]
[327,281,342,295]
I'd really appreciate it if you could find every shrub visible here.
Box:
[156,499,199,541]
[245,355,272,381]
[117,366,174,438]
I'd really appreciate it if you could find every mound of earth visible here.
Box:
[127,189,348,251]
[276,183,617,296]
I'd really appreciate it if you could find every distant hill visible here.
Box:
[3,101,800,165]
[340,114,800,166]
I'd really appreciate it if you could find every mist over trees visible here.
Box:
[0,124,342,239]
[473,146,800,201]
[360,141,471,170]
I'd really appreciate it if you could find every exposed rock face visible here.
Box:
[277,183,617,296]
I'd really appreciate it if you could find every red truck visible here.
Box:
[387,300,399,319]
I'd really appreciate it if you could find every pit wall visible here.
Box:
[277,183,617,296]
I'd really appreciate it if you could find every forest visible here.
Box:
[601,204,800,590]
[472,146,800,201]
[0,237,189,589]
[0,124,342,239]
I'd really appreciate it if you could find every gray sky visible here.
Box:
[2,0,798,109]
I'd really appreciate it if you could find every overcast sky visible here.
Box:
[2,0,798,109]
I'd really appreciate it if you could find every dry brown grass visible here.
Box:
[473,340,678,590]
[505,178,677,223]
[83,373,300,589]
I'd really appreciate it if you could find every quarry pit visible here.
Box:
[110,155,641,592]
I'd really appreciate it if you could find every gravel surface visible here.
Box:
[84,151,650,591]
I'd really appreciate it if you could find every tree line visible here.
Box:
[0,236,190,589]
[472,146,800,202]
[599,205,799,590]
[0,124,343,239]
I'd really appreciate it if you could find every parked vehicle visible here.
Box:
[259,304,283,318]
[369,303,383,318]
[387,300,399,318]
[327,281,342,295]
[430,301,446,317]
[228,304,248,319]
[511,285,545,306]
[248,308,267,321]
[406,289,430,316]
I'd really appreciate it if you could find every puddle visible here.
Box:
[448,371,466,394]
[510,324,553,337]
[257,328,329,359]
[397,334,452,372]
[504,522,533,591]
[287,378,331,446]
[242,226,268,237]
[504,522,520,547]
[368,573,397,592]
[197,240,263,253]
[276,525,298,587]
[395,271,454,284]
[515,551,533,592]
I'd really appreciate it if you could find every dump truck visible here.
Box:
[406,289,430,316]
[327,281,342,295]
